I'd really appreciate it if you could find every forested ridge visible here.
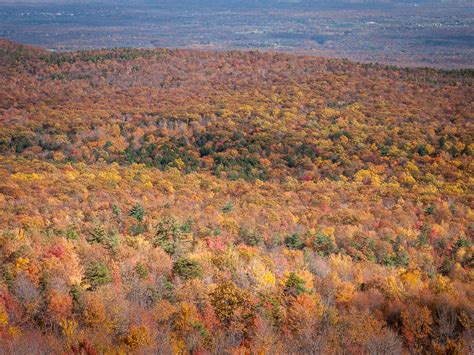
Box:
[0,39,472,353]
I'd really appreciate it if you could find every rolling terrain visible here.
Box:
[0,39,473,353]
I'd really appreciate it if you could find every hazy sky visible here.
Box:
[0,0,466,4]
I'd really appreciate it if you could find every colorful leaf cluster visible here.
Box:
[0,40,472,353]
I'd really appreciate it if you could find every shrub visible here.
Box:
[221,201,234,213]
[87,225,108,244]
[129,223,145,236]
[121,325,152,350]
[239,227,263,246]
[112,204,121,219]
[87,225,120,251]
[153,216,183,254]
[129,203,145,223]
[134,262,149,280]
[210,280,246,324]
[172,258,203,280]
[312,233,337,256]
[284,272,306,296]
[382,249,410,268]
[65,227,79,240]
[84,261,112,289]
[285,233,305,250]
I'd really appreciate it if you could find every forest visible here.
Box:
[0,39,473,353]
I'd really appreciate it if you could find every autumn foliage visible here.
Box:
[0,39,472,353]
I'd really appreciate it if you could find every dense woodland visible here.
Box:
[0,39,473,353]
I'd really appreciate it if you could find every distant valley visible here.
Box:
[1,1,473,68]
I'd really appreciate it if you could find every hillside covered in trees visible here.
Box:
[0,39,473,353]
